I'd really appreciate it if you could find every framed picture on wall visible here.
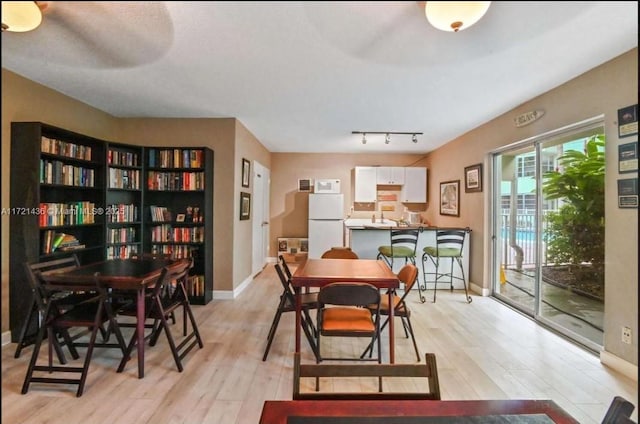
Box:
[240,192,251,220]
[440,180,460,216]
[242,158,251,188]
[464,163,483,193]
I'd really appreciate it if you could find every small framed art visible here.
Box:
[242,158,251,188]
[440,180,460,216]
[240,192,251,220]
[464,163,482,193]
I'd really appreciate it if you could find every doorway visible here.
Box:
[491,118,605,351]
[252,161,271,276]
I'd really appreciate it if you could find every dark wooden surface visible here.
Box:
[259,399,580,424]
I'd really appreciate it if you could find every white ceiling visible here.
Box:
[2,1,637,153]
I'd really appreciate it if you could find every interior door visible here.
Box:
[252,161,270,276]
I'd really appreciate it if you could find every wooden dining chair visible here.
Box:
[117,258,203,373]
[15,255,98,361]
[293,352,441,400]
[263,263,319,361]
[315,282,381,364]
[320,247,359,259]
[21,271,127,397]
[362,263,421,361]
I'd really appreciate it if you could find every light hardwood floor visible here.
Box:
[2,263,637,424]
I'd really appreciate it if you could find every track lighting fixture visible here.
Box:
[352,131,423,145]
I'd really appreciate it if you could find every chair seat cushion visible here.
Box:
[378,246,416,258]
[423,246,462,257]
[321,307,375,332]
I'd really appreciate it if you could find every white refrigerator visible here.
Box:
[308,193,344,259]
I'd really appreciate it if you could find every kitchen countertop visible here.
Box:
[343,218,432,230]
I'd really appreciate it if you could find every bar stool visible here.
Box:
[376,228,420,271]
[422,228,472,303]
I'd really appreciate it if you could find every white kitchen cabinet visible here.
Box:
[376,166,405,185]
[401,167,427,203]
[354,166,377,202]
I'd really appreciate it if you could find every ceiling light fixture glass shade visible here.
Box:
[425,1,491,32]
[1,1,43,32]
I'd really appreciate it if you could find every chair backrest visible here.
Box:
[274,263,296,306]
[151,258,192,302]
[293,352,441,400]
[389,228,420,254]
[318,282,379,308]
[435,229,467,255]
[602,396,636,424]
[278,255,293,280]
[24,255,81,309]
[321,247,359,259]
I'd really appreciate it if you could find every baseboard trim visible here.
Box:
[600,349,638,382]
[2,330,12,347]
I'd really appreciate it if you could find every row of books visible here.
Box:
[150,225,203,243]
[186,275,206,297]
[106,203,139,223]
[147,171,205,191]
[106,245,138,260]
[107,227,137,243]
[39,202,97,227]
[108,168,141,190]
[41,136,92,161]
[150,245,195,258]
[42,231,85,254]
[148,149,204,169]
[108,150,140,167]
[149,205,172,222]
[40,160,96,187]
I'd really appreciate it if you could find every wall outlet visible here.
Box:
[622,326,632,344]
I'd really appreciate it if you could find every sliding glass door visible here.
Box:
[491,119,605,351]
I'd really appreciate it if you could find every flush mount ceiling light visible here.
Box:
[1,1,43,32]
[425,1,491,32]
[352,131,423,145]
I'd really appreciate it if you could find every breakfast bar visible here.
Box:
[344,219,471,291]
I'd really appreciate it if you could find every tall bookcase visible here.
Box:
[144,147,214,305]
[10,122,106,340]
[105,142,143,259]
[9,122,214,341]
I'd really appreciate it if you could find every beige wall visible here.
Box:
[234,120,271,288]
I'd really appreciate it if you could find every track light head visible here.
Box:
[385,133,391,144]
[362,133,367,144]
[412,134,418,143]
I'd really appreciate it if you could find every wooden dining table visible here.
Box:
[40,257,176,379]
[259,399,580,423]
[291,258,400,363]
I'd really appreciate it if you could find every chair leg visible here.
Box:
[21,304,50,394]
[14,298,37,359]
[456,257,472,303]
[403,316,421,362]
[262,299,285,361]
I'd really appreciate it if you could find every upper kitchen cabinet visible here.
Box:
[400,167,427,203]
[376,166,405,185]
[354,166,377,202]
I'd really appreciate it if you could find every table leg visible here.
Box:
[388,289,395,363]
[137,288,145,378]
[295,286,301,354]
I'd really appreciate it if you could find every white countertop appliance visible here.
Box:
[308,192,344,259]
